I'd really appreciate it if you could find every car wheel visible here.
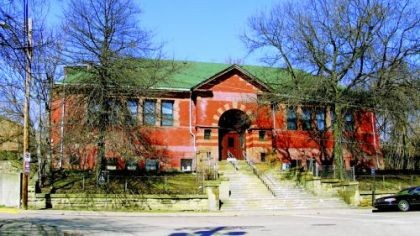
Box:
[397,200,410,212]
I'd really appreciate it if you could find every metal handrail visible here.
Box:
[227,151,238,171]
[242,151,276,197]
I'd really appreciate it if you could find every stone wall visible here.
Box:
[29,193,209,211]
[299,175,360,206]
[29,180,228,211]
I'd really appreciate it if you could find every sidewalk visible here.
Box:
[1,207,371,217]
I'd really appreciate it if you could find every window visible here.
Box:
[127,99,138,123]
[143,100,156,126]
[88,99,128,125]
[87,101,100,125]
[316,109,326,131]
[107,99,123,125]
[181,159,193,172]
[287,107,297,130]
[302,107,312,130]
[204,129,211,140]
[259,130,266,141]
[260,152,267,162]
[161,100,174,126]
[345,112,354,131]
[145,159,158,172]
[228,137,234,147]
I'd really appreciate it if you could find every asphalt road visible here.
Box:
[1,208,419,235]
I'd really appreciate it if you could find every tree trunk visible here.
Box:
[44,98,52,184]
[333,105,345,180]
[95,129,106,183]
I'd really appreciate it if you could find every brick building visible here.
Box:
[51,61,382,171]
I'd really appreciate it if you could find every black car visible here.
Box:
[373,186,420,212]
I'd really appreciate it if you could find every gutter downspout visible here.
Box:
[272,103,277,130]
[189,90,197,171]
[59,83,66,169]
[371,111,380,169]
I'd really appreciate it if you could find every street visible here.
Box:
[1,208,419,235]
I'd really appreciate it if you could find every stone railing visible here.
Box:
[299,175,360,206]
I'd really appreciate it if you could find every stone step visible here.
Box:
[218,160,348,211]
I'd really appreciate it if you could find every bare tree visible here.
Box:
[243,0,419,178]
[0,1,28,122]
[60,0,176,181]
[377,65,419,169]
[1,1,65,188]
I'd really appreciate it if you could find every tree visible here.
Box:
[1,0,62,186]
[60,0,176,180]
[0,1,29,123]
[377,65,419,169]
[243,0,419,178]
[32,30,62,184]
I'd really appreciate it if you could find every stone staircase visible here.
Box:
[218,160,347,211]
[260,169,348,209]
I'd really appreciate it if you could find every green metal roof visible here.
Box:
[63,60,293,91]
[153,61,230,90]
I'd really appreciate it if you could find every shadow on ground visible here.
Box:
[0,217,158,235]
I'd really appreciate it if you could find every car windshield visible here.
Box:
[396,189,413,195]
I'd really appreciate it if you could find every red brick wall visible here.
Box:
[51,72,382,170]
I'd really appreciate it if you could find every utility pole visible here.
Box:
[21,0,32,210]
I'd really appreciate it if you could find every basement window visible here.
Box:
[260,152,267,162]
[181,159,193,172]
[145,159,158,172]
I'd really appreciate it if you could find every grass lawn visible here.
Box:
[253,161,420,193]
[42,171,204,195]
[254,162,281,173]
[357,175,420,192]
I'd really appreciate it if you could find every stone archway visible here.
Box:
[218,109,251,160]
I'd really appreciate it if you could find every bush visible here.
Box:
[0,150,20,161]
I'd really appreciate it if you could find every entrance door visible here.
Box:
[218,109,250,161]
[221,131,244,160]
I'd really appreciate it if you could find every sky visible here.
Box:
[48,0,281,66]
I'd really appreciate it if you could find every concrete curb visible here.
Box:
[10,207,371,217]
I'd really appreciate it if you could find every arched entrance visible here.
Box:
[218,109,251,160]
